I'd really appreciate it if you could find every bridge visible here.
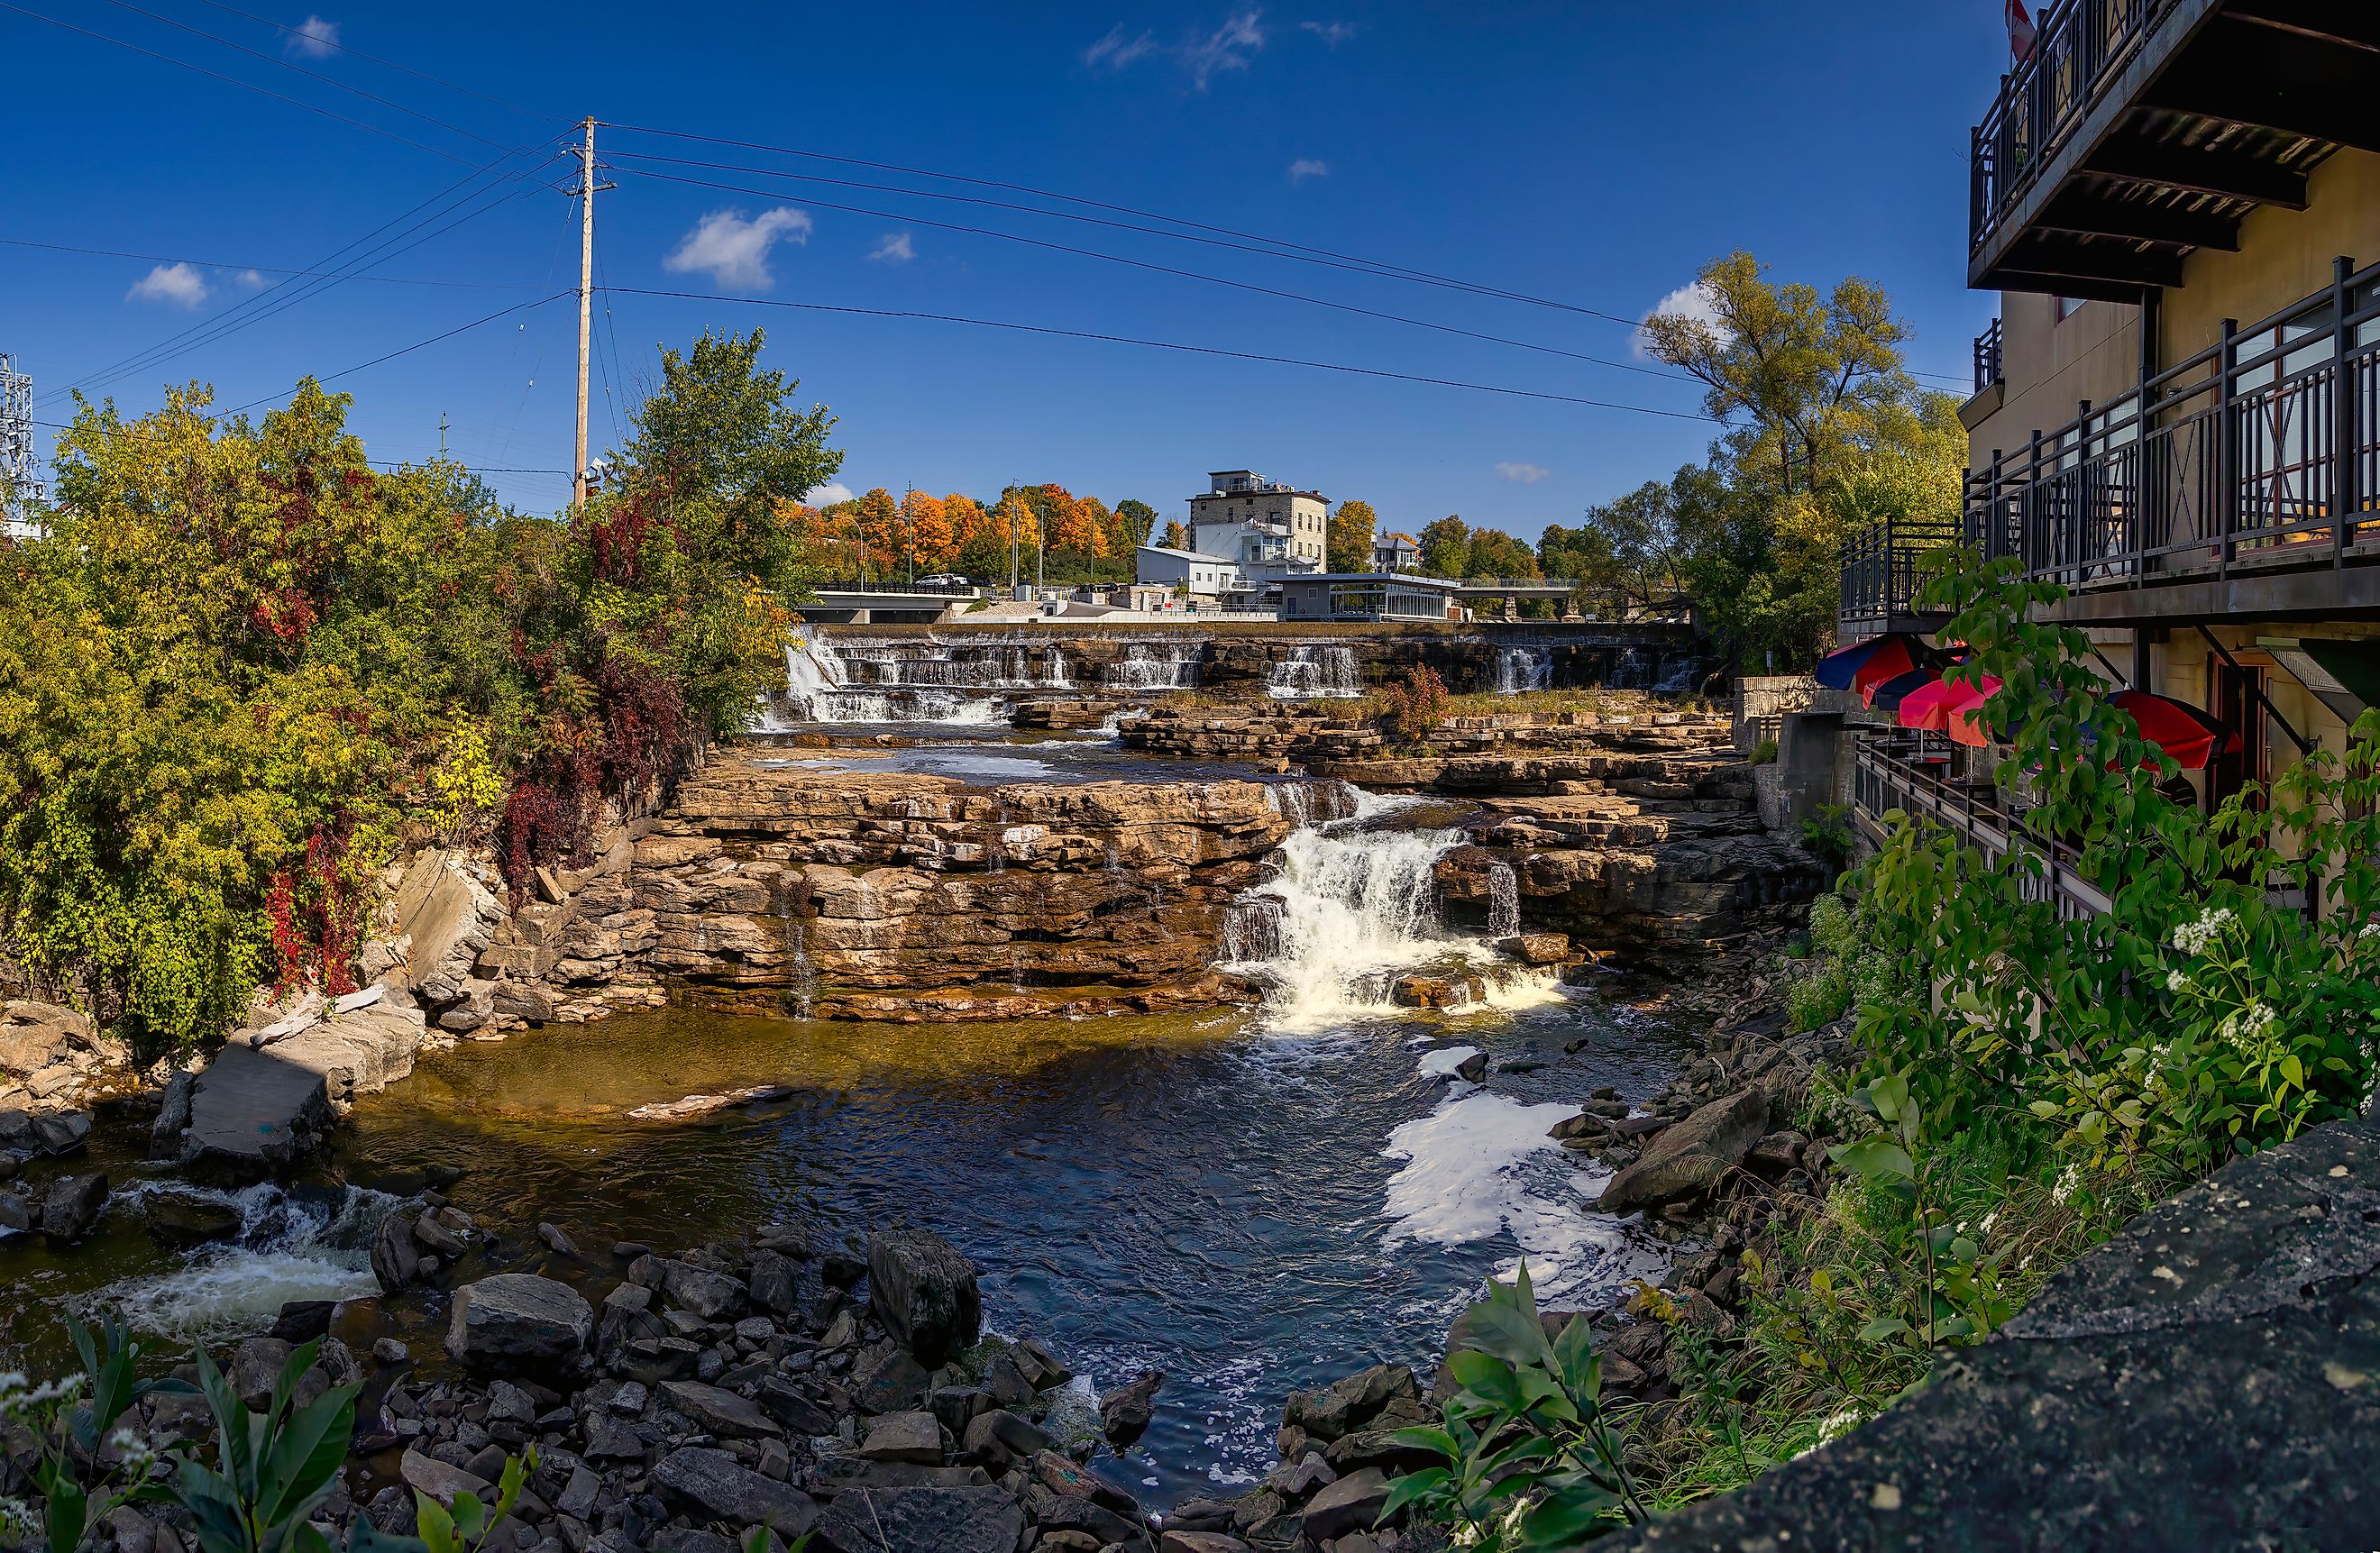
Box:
[793,581,980,624]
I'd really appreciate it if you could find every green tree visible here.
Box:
[1463,527,1539,580]
[1159,519,1190,551]
[1417,516,1470,578]
[1328,498,1378,572]
[1113,498,1159,550]
[1639,251,1963,665]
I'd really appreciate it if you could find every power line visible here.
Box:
[0,235,547,288]
[604,122,1642,324]
[0,0,482,165]
[186,0,552,123]
[614,163,1691,384]
[219,292,573,414]
[95,0,511,151]
[605,285,1719,422]
[41,137,567,405]
[605,127,1977,391]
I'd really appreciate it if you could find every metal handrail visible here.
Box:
[1971,0,2177,250]
[1974,318,2005,393]
[1962,258,2380,593]
[1853,735,2110,919]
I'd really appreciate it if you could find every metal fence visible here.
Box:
[1852,735,2110,920]
[1964,257,2380,592]
[1971,0,2175,251]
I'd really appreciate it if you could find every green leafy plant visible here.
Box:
[1383,1264,1646,1548]
[1,1316,195,1553]
[1748,736,1778,766]
[1797,803,1854,872]
[169,1340,361,1553]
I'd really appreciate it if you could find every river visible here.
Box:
[0,728,1693,1505]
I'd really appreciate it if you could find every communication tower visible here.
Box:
[0,352,40,539]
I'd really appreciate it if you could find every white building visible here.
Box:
[1134,544,1240,598]
[1371,532,1420,573]
[1188,470,1327,577]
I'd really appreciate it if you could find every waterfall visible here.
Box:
[1494,646,1552,694]
[1222,790,1472,1028]
[1267,644,1363,700]
[1104,642,1201,690]
[1488,862,1521,937]
[87,1183,398,1344]
[766,636,1010,726]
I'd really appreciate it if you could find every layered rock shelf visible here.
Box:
[472,762,1292,1027]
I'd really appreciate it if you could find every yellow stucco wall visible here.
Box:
[1964,291,2139,473]
[2163,150,2380,363]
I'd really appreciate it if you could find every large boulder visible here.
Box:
[1301,1467,1392,1540]
[444,1274,592,1374]
[142,1185,243,1246]
[41,1172,109,1243]
[1282,1364,1419,1442]
[1595,1088,1769,1215]
[371,1211,421,1293]
[810,1484,1023,1553]
[650,1448,819,1534]
[866,1229,981,1366]
[1101,1369,1165,1448]
[660,1381,781,1439]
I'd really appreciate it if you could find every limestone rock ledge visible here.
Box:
[484,763,1291,1023]
[1606,1114,2380,1551]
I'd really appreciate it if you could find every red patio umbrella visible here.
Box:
[2109,690,2241,771]
[1897,675,2003,745]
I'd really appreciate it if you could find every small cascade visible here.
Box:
[1221,789,1471,1028]
[1261,779,1360,830]
[1104,641,1202,690]
[762,633,1067,725]
[1267,644,1363,700]
[1494,645,1552,694]
[1487,862,1521,937]
[93,1183,398,1343]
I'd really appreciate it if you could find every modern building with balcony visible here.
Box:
[1841,0,2380,837]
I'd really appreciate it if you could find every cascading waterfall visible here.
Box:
[1488,861,1521,937]
[1104,642,1202,690]
[1223,790,1509,1028]
[1267,644,1363,699]
[765,636,1018,725]
[1495,645,1552,693]
[90,1183,398,1343]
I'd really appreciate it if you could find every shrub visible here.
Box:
[1376,664,1451,747]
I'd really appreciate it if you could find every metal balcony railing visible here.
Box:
[1971,0,2178,251]
[1974,318,2005,394]
[1838,516,1964,630]
[1852,735,2110,920]
[1964,258,2380,593]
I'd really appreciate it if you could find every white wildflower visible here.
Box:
[0,1495,43,1541]
[2165,969,2189,994]
[2360,922,2380,943]
[2170,907,2236,956]
[108,1426,158,1475]
[1815,1406,1869,1448]
[1977,1210,1998,1235]
[2052,1164,2082,1203]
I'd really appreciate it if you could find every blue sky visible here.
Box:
[2,2,2010,541]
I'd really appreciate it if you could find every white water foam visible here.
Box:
[1416,1044,1479,1080]
[1266,644,1362,700]
[1380,1090,1663,1300]
[91,1183,396,1344]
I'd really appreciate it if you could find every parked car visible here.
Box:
[916,573,972,589]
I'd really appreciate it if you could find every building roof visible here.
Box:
[1282,571,1462,589]
[1136,544,1237,564]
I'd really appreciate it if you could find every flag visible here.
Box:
[2007,0,2037,61]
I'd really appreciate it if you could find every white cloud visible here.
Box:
[286,14,340,58]
[1635,279,1730,360]
[867,232,915,264]
[808,482,853,505]
[231,269,269,289]
[663,207,813,290]
[1494,461,1551,484]
[1300,20,1356,45]
[1184,10,1265,88]
[1287,158,1328,184]
[126,262,208,307]
[1084,23,1157,69]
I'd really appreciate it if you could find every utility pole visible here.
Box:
[568,117,613,508]
[1008,484,1021,598]
[437,412,448,458]
[904,482,915,583]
